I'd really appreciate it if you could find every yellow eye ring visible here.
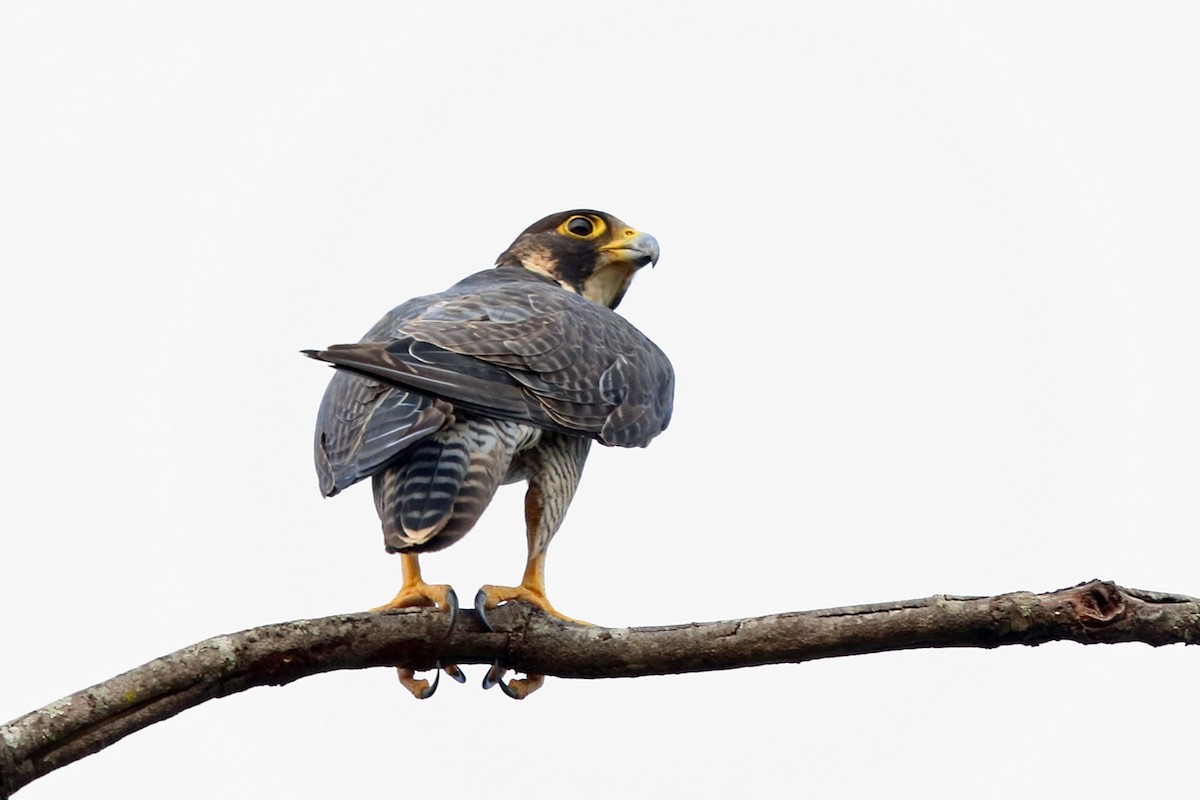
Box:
[558,214,607,240]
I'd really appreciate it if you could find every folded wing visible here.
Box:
[310,267,674,497]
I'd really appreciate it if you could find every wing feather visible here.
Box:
[309,265,674,496]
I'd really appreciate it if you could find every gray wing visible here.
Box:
[313,370,451,497]
[402,269,674,447]
[313,290,460,497]
[308,267,673,492]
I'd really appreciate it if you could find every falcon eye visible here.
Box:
[566,216,594,237]
[555,213,607,240]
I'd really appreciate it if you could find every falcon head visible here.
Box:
[495,209,660,310]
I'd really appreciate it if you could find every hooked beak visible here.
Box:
[600,230,661,269]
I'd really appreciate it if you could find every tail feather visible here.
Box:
[372,416,537,553]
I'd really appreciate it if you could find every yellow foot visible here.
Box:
[396,664,467,700]
[473,584,591,629]
[372,582,458,614]
[473,585,585,699]
[375,582,462,699]
[482,662,546,700]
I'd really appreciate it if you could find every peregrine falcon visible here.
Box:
[305,210,673,698]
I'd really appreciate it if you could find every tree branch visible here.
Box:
[2,579,1196,797]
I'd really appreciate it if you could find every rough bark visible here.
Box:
[2,579,1196,797]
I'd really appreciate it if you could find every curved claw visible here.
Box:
[498,675,524,700]
[499,673,544,700]
[444,587,460,636]
[480,661,543,699]
[474,588,496,633]
[482,660,503,690]
[397,664,441,700]
[443,664,467,684]
[417,664,441,699]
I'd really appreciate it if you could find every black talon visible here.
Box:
[482,660,504,690]
[416,663,442,700]
[444,664,467,684]
[498,675,523,700]
[444,588,460,636]
[474,589,495,632]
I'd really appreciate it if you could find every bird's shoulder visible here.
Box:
[360,267,560,340]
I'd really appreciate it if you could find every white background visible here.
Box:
[2,2,1197,797]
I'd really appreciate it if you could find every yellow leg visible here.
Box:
[476,549,591,625]
[374,554,462,699]
[475,551,590,700]
[372,553,456,612]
